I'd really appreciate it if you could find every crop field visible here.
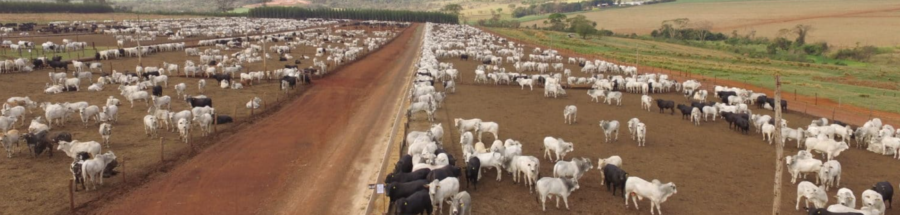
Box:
[0,17,405,214]
[522,0,900,47]
[484,27,900,123]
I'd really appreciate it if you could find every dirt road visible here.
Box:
[96,24,421,215]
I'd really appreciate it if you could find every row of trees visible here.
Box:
[0,2,114,13]
[248,7,459,23]
[539,14,608,39]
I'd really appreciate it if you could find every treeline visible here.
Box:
[511,0,676,18]
[249,7,458,23]
[0,2,114,13]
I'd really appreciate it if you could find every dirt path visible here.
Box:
[95,24,421,215]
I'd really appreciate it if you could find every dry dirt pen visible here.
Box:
[0,24,402,215]
[390,43,900,214]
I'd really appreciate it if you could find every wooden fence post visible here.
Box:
[794,89,797,101]
[159,137,164,162]
[69,179,75,211]
[122,156,125,183]
[815,93,818,105]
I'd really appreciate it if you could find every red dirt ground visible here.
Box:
[94,24,421,215]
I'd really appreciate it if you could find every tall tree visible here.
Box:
[792,24,813,45]
[693,20,713,42]
[547,13,567,31]
[567,15,597,39]
[442,4,463,15]
[215,0,238,12]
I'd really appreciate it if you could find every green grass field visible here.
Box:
[487,27,900,113]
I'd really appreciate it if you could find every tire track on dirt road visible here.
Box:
[96,24,422,215]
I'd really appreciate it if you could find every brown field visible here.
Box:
[0,13,200,24]
[524,0,900,47]
[0,24,397,215]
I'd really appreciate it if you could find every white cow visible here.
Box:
[796,181,828,210]
[543,136,573,162]
[624,177,678,215]
[600,120,620,143]
[563,105,577,124]
[143,115,159,138]
[82,151,116,190]
[535,177,579,211]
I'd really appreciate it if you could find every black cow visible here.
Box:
[691,102,709,111]
[32,59,45,69]
[394,155,413,173]
[386,180,428,203]
[278,56,287,61]
[103,159,119,178]
[873,182,894,209]
[717,91,737,101]
[460,54,468,61]
[603,164,628,197]
[284,65,298,69]
[215,114,233,124]
[142,72,161,80]
[71,152,91,191]
[465,157,480,190]
[151,85,163,97]
[833,121,848,127]
[385,168,430,184]
[281,76,298,89]
[185,96,213,108]
[676,104,693,120]
[48,61,68,72]
[51,132,72,144]
[806,208,864,215]
[23,131,53,158]
[393,190,433,215]
[756,96,769,109]
[656,99,675,114]
[426,165,461,183]
[735,118,750,134]
[482,59,491,65]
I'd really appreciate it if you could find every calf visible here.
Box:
[603,164,628,197]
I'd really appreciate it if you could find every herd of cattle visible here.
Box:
[0,18,405,197]
[388,23,900,215]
